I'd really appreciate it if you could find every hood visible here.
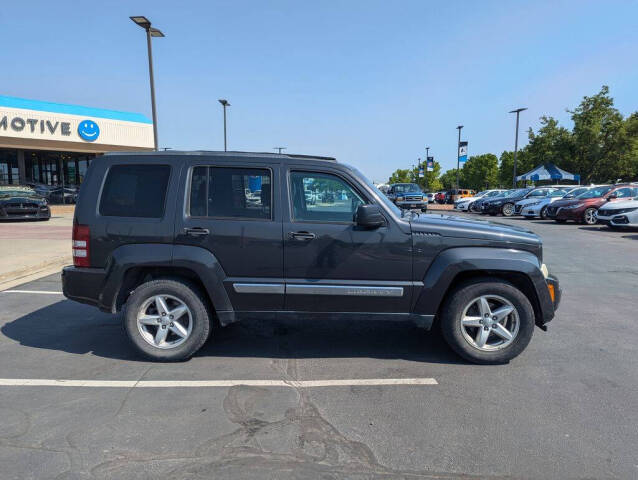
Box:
[551,197,600,208]
[598,198,638,210]
[0,194,46,204]
[516,197,544,206]
[409,212,541,247]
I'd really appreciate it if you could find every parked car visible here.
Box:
[597,196,638,229]
[455,189,506,212]
[518,187,588,219]
[0,186,51,221]
[446,189,475,204]
[62,151,560,364]
[435,191,447,204]
[426,192,436,203]
[480,188,533,216]
[546,185,638,224]
[386,183,427,212]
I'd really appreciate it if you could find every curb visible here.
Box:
[0,256,71,291]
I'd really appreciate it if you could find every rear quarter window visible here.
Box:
[99,164,171,218]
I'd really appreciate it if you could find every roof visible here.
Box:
[104,150,337,161]
[0,95,152,124]
[516,163,580,182]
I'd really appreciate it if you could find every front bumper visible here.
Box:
[480,203,502,214]
[396,200,427,209]
[522,207,540,217]
[555,207,585,221]
[0,205,50,220]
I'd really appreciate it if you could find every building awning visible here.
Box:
[516,163,580,182]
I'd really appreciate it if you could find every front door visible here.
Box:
[283,168,413,313]
[175,161,284,311]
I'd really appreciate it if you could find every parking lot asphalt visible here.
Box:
[1,213,637,479]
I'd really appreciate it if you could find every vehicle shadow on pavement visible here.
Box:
[1,300,462,365]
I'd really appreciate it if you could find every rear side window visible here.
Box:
[189,166,271,219]
[99,164,170,218]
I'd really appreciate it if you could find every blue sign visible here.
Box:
[426,156,434,172]
[77,120,100,142]
[458,141,468,166]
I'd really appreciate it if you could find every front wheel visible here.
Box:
[539,206,548,220]
[124,279,212,361]
[440,279,535,364]
[583,208,598,225]
[501,203,515,216]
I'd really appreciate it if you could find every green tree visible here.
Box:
[462,153,499,190]
[388,168,412,184]
[498,150,534,187]
[526,116,574,172]
[439,169,459,189]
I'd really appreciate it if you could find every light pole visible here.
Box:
[456,125,463,190]
[509,107,527,188]
[130,16,164,151]
[218,99,230,151]
[273,147,286,154]
[425,146,430,190]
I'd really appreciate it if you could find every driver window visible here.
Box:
[290,171,365,223]
[614,188,632,198]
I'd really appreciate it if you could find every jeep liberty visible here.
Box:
[62,152,560,364]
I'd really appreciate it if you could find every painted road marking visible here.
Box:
[0,378,438,388]
[2,290,63,295]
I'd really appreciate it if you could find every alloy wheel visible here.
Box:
[460,295,520,351]
[584,208,597,225]
[502,203,514,216]
[137,294,193,349]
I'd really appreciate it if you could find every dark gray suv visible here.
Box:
[62,151,560,364]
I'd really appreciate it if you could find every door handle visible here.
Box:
[289,231,316,241]
[184,227,210,237]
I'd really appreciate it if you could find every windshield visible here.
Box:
[550,189,568,197]
[485,190,504,197]
[563,187,588,197]
[505,189,529,198]
[351,167,402,215]
[577,186,612,199]
[393,184,421,193]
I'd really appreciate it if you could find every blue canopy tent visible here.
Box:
[516,163,580,183]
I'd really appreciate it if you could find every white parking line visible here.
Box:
[2,290,63,295]
[0,378,438,388]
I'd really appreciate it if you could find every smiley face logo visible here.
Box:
[77,120,100,142]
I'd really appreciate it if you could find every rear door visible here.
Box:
[174,158,284,311]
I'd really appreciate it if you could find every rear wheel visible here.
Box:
[124,279,212,361]
[440,279,535,364]
[501,203,515,216]
[583,208,597,225]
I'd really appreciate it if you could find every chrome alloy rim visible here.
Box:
[585,208,597,224]
[503,204,514,216]
[460,295,520,351]
[137,295,193,349]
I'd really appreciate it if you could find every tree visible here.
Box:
[498,149,534,187]
[526,116,574,173]
[461,154,499,190]
[439,169,459,189]
[388,169,412,184]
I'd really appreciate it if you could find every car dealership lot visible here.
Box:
[1,215,637,479]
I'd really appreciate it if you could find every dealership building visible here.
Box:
[0,95,154,186]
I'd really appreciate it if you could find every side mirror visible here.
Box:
[355,204,385,228]
[607,194,617,201]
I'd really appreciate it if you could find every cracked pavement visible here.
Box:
[1,215,637,479]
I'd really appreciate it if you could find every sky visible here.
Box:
[2,0,637,182]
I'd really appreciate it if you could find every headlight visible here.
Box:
[397,196,404,201]
[526,201,541,207]
[564,203,584,209]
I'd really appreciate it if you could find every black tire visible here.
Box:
[440,278,535,364]
[539,206,548,220]
[124,279,212,362]
[421,207,428,213]
[501,203,515,216]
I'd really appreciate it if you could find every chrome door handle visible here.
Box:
[184,227,210,237]
[289,231,316,241]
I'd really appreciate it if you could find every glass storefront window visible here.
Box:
[0,149,19,185]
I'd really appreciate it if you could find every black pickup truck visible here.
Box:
[62,151,560,364]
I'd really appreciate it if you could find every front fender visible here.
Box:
[414,247,554,324]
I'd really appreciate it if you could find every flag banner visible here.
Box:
[426,156,434,172]
[458,142,468,166]
[418,165,424,177]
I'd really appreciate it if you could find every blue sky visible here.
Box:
[2,0,637,182]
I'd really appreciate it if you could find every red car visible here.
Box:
[435,191,447,204]
[546,184,638,224]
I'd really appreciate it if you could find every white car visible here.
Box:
[454,190,505,211]
[426,192,435,203]
[596,196,638,228]
[518,187,589,219]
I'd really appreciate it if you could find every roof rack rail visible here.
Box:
[104,150,337,161]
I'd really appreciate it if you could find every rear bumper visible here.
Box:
[62,266,107,308]
[0,206,50,220]
[537,273,561,328]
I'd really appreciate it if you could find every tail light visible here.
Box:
[72,224,90,267]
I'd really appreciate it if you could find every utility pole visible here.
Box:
[273,147,286,154]
[456,125,463,190]
[425,146,430,191]
[218,99,230,151]
[509,107,527,188]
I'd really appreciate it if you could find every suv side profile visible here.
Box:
[62,152,560,364]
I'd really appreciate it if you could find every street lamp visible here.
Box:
[425,146,430,190]
[218,99,230,151]
[456,125,463,190]
[273,147,286,154]
[509,107,527,188]
[130,16,164,151]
